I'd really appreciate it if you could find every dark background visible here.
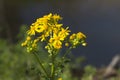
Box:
[0,0,120,67]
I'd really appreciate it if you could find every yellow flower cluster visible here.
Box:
[21,13,86,53]
[21,36,38,52]
[47,27,70,49]
[69,32,87,48]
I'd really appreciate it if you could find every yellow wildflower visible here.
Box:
[76,32,86,39]
[53,28,59,34]
[55,24,63,28]
[32,43,37,48]
[27,25,36,35]
[53,40,62,49]
[35,25,43,33]
[48,26,70,49]
[40,34,46,41]
[21,41,27,46]
[43,13,52,20]
[53,14,62,21]
[21,36,31,46]
[58,27,70,39]
[70,33,76,40]
[53,34,64,41]
[34,20,48,33]
[49,34,63,49]
[69,32,86,47]
[22,13,87,53]
[34,38,39,43]
[26,36,31,41]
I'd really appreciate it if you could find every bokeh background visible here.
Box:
[0,0,120,67]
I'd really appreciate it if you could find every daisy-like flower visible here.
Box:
[53,40,62,49]
[53,14,62,21]
[76,32,86,39]
[58,27,70,39]
[49,34,63,49]
[27,25,36,35]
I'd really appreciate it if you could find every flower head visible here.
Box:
[69,32,86,47]
[21,13,86,53]
[27,26,36,35]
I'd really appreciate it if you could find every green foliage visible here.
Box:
[0,39,41,80]
[60,63,79,80]
[81,65,96,80]
[0,25,42,80]
[0,40,23,80]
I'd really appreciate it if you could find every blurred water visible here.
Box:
[19,0,120,67]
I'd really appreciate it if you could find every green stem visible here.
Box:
[33,52,49,79]
[63,46,72,58]
[50,52,55,80]
[51,63,55,80]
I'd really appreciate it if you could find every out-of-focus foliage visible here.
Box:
[0,26,41,80]
[61,63,80,80]
[81,65,96,80]
[0,40,25,80]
